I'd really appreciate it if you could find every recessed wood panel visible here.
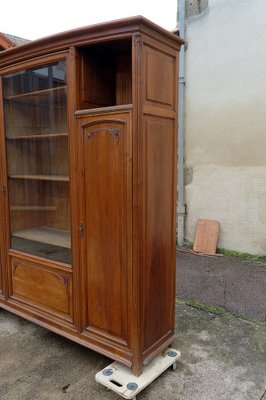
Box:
[79,112,131,341]
[79,40,132,110]
[143,116,176,350]
[116,54,132,105]
[11,258,72,316]
[144,46,175,108]
[80,53,116,108]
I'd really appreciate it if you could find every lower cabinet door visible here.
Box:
[10,256,73,322]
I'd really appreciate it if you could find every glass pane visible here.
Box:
[3,60,71,264]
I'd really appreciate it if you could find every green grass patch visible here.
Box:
[177,239,193,249]
[217,248,266,264]
[217,248,253,258]
[177,241,266,265]
[185,299,265,326]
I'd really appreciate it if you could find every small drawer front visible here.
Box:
[11,258,72,317]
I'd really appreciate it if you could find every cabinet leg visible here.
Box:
[132,361,143,377]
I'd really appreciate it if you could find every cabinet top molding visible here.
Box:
[0,16,184,70]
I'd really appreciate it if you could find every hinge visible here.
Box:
[2,185,7,197]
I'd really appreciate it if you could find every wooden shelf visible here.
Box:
[7,133,68,140]
[75,104,133,116]
[9,174,69,182]
[12,226,71,248]
[10,205,57,211]
[4,86,66,103]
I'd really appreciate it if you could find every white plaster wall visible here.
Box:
[184,0,266,254]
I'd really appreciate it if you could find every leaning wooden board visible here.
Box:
[193,219,220,255]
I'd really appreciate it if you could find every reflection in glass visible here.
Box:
[3,60,71,264]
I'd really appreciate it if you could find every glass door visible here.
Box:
[3,60,71,264]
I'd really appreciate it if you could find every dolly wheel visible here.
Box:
[171,362,177,371]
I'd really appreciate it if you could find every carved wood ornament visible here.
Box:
[88,127,120,142]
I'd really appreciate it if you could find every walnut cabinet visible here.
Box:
[0,17,183,375]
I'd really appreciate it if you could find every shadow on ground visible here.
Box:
[0,301,265,400]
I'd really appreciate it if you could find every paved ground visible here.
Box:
[176,249,266,322]
[0,301,265,400]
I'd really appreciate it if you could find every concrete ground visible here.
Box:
[0,301,265,400]
[176,249,266,322]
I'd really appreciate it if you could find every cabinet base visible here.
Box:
[95,348,181,399]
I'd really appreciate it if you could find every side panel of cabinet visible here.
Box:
[142,116,176,348]
[77,110,132,348]
[138,37,178,360]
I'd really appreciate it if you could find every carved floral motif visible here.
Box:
[88,127,120,141]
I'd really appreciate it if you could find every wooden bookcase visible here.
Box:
[0,17,183,375]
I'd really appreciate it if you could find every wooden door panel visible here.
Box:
[10,256,73,318]
[78,111,132,342]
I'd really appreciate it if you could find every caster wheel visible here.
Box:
[171,362,177,371]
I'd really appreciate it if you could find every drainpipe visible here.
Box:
[177,0,186,246]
